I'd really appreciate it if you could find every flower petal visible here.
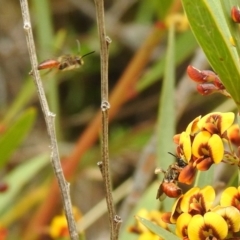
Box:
[180,187,200,213]
[220,187,240,211]
[176,213,192,238]
[192,131,211,158]
[178,164,196,184]
[186,116,201,135]
[200,186,215,210]
[208,134,224,163]
[179,131,192,161]
[203,212,228,239]
[198,112,234,135]
[212,205,240,232]
[188,214,204,240]
[180,186,215,214]
[188,213,228,240]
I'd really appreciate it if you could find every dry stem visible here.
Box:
[94,0,122,239]
[19,0,78,239]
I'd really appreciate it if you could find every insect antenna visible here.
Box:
[80,51,95,59]
[168,152,178,158]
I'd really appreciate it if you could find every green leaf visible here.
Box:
[137,217,180,240]
[181,0,240,109]
[0,153,49,215]
[157,24,176,168]
[0,108,37,168]
[220,0,240,56]
[156,24,177,211]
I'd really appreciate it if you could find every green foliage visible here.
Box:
[181,0,240,109]
[137,217,180,240]
[0,108,37,168]
[0,153,49,215]
[157,23,175,170]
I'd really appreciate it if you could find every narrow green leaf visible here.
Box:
[181,0,240,109]
[0,153,49,215]
[0,108,37,168]
[220,0,240,56]
[156,24,177,211]
[137,217,180,240]
[157,24,176,168]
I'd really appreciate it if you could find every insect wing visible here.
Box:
[156,182,166,201]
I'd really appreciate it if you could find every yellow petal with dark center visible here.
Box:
[188,213,228,240]
[220,187,238,206]
[180,187,200,212]
[197,112,221,130]
[176,213,192,238]
[200,186,215,210]
[180,131,191,161]
[204,212,228,239]
[186,116,201,135]
[198,112,234,135]
[192,131,211,158]
[170,195,183,223]
[208,134,224,163]
[188,214,204,240]
[219,112,235,134]
[212,206,240,232]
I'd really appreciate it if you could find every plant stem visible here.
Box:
[94,0,122,239]
[19,0,78,239]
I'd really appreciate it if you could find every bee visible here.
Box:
[156,153,188,200]
[37,51,95,71]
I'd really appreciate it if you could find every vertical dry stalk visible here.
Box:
[19,1,78,239]
[94,0,122,239]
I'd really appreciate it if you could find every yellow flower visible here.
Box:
[179,131,192,162]
[197,112,234,135]
[180,186,215,215]
[188,212,228,240]
[220,186,240,211]
[49,207,81,239]
[176,212,192,238]
[212,205,240,233]
[49,215,69,238]
[186,116,201,135]
[192,131,223,170]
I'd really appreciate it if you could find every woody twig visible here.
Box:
[94,0,122,239]
[19,0,78,239]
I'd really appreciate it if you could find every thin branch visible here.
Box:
[19,1,78,239]
[94,0,122,239]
